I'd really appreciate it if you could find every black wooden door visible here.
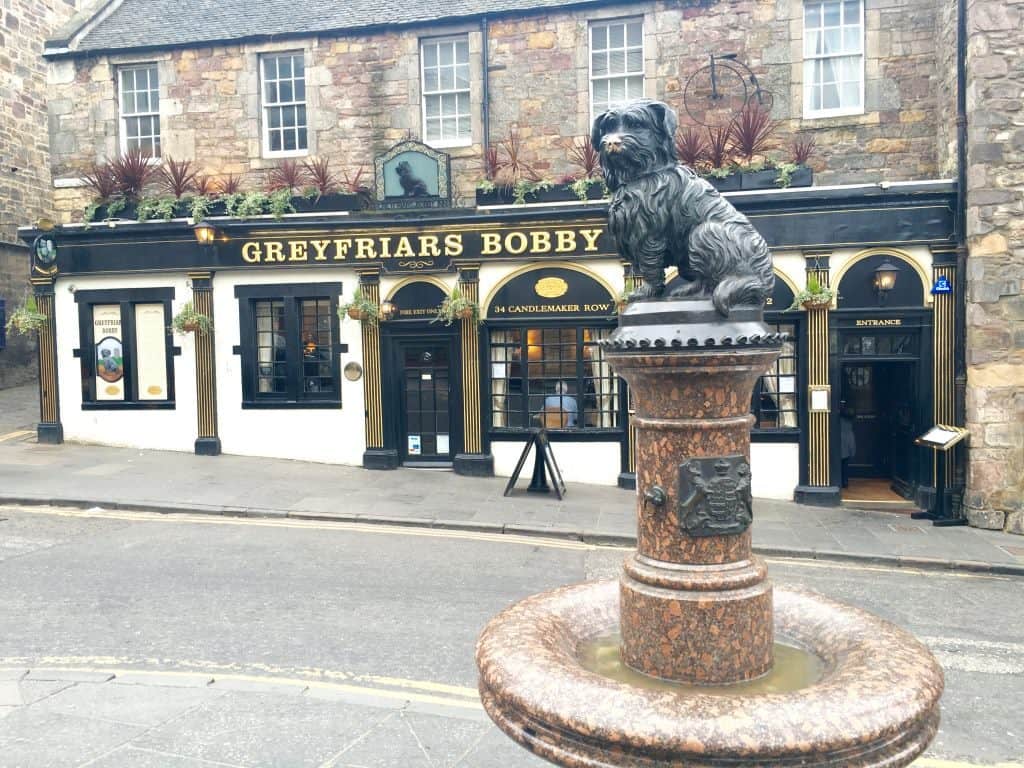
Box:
[399,342,453,462]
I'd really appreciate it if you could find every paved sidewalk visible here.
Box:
[0,426,1021,574]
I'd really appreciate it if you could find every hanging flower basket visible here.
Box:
[171,301,213,335]
[5,294,48,336]
[433,286,480,326]
[339,288,380,326]
[347,306,367,320]
[800,296,833,310]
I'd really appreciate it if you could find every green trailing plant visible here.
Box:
[233,191,269,219]
[569,176,607,201]
[512,178,553,205]
[267,188,296,219]
[788,274,834,310]
[775,162,801,188]
[105,197,127,219]
[338,287,380,326]
[476,178,497,193]
[189,195,214,222]
[433,285,480,326]
[5,293,48,336]
[136,196,178,222]
[222,192,246,217]
[171,301,214,335]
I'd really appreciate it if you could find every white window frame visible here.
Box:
[802,0,865,119]
[589,17,645,120]
[117,63,161,157]
[420,35,472,149]
[260,51,309,158]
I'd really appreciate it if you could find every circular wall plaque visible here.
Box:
[344,362,363,381]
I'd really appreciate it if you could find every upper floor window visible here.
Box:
[118,64,161,157]
[803,0,864,118]
[421,36,471,147]
[261,52,308,156]
[590,18,644,119]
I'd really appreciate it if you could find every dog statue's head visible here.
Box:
[396,161,411,176]
[591,99,679,190]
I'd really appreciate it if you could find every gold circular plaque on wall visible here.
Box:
[344,362,363,382]
[535,277,568,299]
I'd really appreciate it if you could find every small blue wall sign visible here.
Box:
[931,275,952,295]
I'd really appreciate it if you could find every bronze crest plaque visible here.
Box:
[677,455,753,537]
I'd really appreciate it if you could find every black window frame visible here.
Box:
[235,282,343,410]
[485,319,624,441]
[74,287,178,410]
[751,314,803,441]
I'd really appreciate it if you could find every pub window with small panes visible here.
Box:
[74,288,176,409]
[235,283,342,408]
[751,319,800,431]
[488,325,621,432]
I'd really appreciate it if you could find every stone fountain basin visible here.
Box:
[477,580,944,768]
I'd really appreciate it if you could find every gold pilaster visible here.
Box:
[805,257,831,487]
[358,272,384,449]
[458,266,482,454]
[931,252,956,488]
[30,278,62,444]
[189,272,220,455]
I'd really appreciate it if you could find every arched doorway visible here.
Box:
[832,251,931,504]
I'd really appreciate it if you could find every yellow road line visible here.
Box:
[0,429,33,443]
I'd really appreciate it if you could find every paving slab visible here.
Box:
[31,678,223,727]
[0,708,147,767]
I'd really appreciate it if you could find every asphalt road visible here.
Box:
[0,504,1021,767]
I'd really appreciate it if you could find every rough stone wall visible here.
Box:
[963,0,1024,535]
[0,0,78,388]
[0,245,37,389]
[48,0,943,220]
[934,0,959,176]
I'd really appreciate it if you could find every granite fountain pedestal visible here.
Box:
[476,299,944,768]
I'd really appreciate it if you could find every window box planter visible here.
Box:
[740,167,815,190]
[476,183,606,207]
[705,173,742,193]
[788,165,813,188]
[476,187,515,206]
[291,192,367,214]
[91,202,139,222]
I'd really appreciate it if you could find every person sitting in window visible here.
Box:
[543,381,578,428]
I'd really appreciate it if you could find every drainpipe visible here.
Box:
[481,15,491,156]
[953,0,968,492]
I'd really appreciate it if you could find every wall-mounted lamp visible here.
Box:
[192,220,219,245]
[379,300,397,321]
[873,260,900,305]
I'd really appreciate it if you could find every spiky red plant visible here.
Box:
[266,158,310,193]
[109,148,158,201]
[496,128,540,185]
[193,174,217,196]
[674,126,708,168]
[481,143,504,182]
[159,157,198,198]
[80,161,118,201]
[792,135,817,165]
[705,124,734,169]
[340,165,368,194]
[568,136,601,178]
[217,173,243,195]
[303,157,339,196]
[729,102,777,162]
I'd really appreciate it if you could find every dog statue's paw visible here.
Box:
[628,282,665,301]
[667,280,704,298]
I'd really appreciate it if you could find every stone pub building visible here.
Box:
[17,0,1023,533]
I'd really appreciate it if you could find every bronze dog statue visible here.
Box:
[592,99,773,315]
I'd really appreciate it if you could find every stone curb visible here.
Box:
[2,495,1022,577]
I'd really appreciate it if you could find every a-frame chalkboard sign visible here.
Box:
[503,428,567,499]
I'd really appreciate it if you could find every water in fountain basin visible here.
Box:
[578,634,824,695]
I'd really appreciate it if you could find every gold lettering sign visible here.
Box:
[236,226,605,267]
[535,277,569,299]
[855,318,903,327]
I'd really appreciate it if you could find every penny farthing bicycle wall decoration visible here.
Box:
[683,53,775,127]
